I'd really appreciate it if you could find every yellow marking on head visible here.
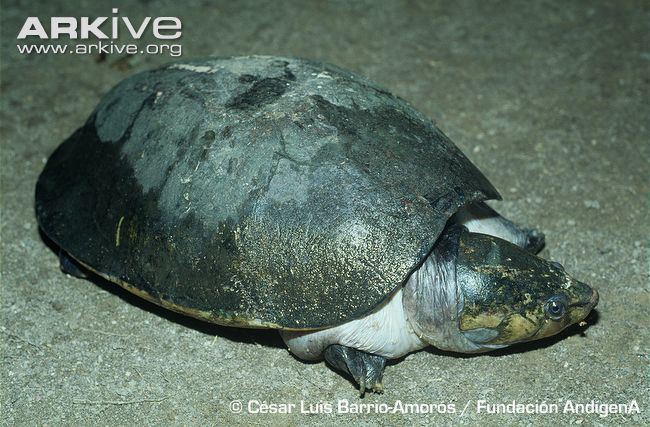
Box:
[490,313,541,344]
[115,216,125,247]
[460,312,504,330]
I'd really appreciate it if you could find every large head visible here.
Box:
[403,225,598,353]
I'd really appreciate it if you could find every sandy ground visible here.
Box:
[1,0,648,425]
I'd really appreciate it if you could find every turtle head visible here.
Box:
[456,229,598,350]
[403,225,598,353]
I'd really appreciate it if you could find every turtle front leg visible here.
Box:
[453,201,545,253]
[324,345,387,396]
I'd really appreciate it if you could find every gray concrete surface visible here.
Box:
[1,0,648,425]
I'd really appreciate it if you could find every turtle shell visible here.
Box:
[35,56,499,329]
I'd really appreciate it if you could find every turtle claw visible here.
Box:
[324,344,387,396]
[524,228,546,254]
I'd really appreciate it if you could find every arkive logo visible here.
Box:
[17,8,182,40]
[16,8,183,57]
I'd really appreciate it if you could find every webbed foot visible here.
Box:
[523,228,546,253]
[59,250,88,279]
[324,344,387,396]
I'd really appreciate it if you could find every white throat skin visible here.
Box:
[402,224,495,353]
[280,288,428,361]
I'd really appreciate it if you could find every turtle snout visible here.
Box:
[576,280,598,308]
[588,287,599,309]
[568,280,599,324]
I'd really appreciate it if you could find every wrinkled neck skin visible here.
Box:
[403,225,494,353]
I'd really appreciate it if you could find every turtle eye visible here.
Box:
[545,296,566,320]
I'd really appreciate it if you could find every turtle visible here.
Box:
[35,55,598,394]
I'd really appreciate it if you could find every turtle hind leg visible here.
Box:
[453,201,546,253]
[58,250,89,279]
[324,344,387,396]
